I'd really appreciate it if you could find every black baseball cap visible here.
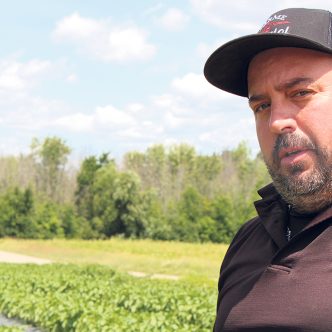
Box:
[204,8,332,97]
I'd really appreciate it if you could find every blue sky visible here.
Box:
[0,0,331,160]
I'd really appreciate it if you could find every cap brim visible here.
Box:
[204,33,332,97]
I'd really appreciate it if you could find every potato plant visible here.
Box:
[0,264,216,332]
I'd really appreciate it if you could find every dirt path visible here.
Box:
[0,251,51,265]
[0,314,42,331]
[128,271,180,280]
[0,251,180,280]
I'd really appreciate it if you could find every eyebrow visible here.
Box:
[276,77,314,91]
[248,94,266,106]
[248,77,314,106]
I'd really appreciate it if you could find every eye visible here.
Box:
[254,102,270,114]
[293,90,311,97]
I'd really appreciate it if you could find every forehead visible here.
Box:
[247,48,332,94]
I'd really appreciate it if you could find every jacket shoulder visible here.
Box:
[226,217,262,256]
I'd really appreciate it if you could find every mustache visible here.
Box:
[272,133,316,164]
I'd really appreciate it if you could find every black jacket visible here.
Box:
[214,183,332,332]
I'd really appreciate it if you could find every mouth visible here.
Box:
[278,147,310,162]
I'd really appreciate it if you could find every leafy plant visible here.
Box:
[0,264,216,332]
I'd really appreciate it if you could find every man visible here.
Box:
[204,8,332,331]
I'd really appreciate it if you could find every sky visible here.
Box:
[1,0,331,160]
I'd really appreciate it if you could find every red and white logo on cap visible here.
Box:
[260,14,290,34]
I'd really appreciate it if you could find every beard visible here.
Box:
[264,133,332,213]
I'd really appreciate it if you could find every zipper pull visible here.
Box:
[286,226,292,242]
[286,204,292,241]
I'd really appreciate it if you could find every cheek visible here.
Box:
[256,121,274,161]
[307,123,332,149]
[300,100,332,146]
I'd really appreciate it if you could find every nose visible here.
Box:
[269,101,297,135]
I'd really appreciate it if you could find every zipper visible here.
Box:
[286,204,292,241]
[286,226,292,242]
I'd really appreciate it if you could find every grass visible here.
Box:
[0,238,228,284]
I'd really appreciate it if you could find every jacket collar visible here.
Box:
[254,183,289,249]
[301,202,332,234]
[254,182,332,248]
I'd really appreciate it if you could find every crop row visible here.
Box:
[0,264,216,331]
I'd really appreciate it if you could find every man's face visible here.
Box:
[248,47,332,213]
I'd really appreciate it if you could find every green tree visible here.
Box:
[139,190,170,240]
[75,153,112,220]
[93,165,147,237]
[167,187,210,242]
[0,187,35,238]
[33,201,64,239]
[197,216,218,242]
[178,186,207,222]
[31,137,71,203]
[193,154,222,197]
[210,194,236,243]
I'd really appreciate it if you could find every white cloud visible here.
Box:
[152,93,177,108]
[143,71,258,154]
[117,128,145,139]
[171,72,232,101]
[198,116,257,152]
[191,0,332,32]
[164,111,186,128]
[278,0,332,10]
[151,90,221,134]
[95,105,135,127]
[197,38,234,59]
[66,73,78,83]
[54,113,93,132]
[159,8,190,31]
[53,13,156,62]
[104,27,155,61]
[118,125,163,139]
[197,42,217,60]
[53,12,100,41]
[1,96,70,131]
[51,101,166,150]
[126,103,145,113]
[0,53,255,157]
[143,3,164,17]
[50,79,255,157]
[0,55,74,133]
[152,93,192,116]
[53,104,135,133]
[190,0,263,32]
[163,137,181,146]
[0,57,52,91]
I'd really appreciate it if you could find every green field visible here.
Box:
[0,238,228,283]
[0,239,228,331]
[0,264,216,331]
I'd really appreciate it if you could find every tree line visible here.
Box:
[0,137,271,243]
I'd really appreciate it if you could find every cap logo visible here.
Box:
[260,14,290,34]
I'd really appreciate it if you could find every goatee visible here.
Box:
[264,133,332,213]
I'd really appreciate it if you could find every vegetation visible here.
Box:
[0,137,270,243]
[0,137,271,330]
[0,264,216,332]
[0,238,228,283]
